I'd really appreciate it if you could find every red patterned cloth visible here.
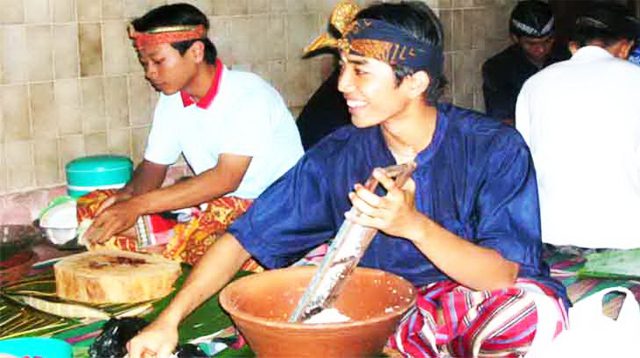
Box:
[76,190,262,271]
[389,279,568,357]
[163,196,253,267]
[76,189,140,252]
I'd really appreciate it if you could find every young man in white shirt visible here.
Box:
[82,3,303,265]
[516,3,640,249]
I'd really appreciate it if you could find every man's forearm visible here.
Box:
[409,215,519,291]
[128,154,251,215]
[130,168,238,215]
[123,160,168,196]
[156,233,251,326]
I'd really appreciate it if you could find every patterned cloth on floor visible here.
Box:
[76,189,261,271]
[544,244,640,319]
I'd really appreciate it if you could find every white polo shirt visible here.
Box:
[516,46,640,249]
[144,64,303,199]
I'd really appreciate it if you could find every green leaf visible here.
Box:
[578,248,640,279]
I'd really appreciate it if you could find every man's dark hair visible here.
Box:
[356,1,447,106]
[571,2,638,48]
[131,3,217,64]
[509,0,555,38]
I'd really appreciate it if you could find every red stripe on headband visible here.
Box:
[129,25,207,50]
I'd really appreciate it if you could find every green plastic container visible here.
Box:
[65,155,133,198]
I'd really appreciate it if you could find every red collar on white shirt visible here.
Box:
[180,59,223,109]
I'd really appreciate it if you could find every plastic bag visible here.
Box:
[529,287,640,357]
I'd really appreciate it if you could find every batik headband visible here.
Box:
[511,17,554,37]
[304,0,443,75]
[128,24,207,51]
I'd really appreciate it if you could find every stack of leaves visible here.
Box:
[578,248,640,280]
[1,264,255,356]
[0,272,153,339]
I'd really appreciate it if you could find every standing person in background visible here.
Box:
[81,3,303,268]
[516,3,640,250]
[127,2,567,357]
[482,0,569,125]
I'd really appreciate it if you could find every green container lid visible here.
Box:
[65,155,133,188]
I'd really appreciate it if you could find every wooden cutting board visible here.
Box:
[54,250,181,304]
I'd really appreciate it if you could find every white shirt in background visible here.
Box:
[516,46,640,249]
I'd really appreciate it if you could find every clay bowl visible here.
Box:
[219,266,416,357]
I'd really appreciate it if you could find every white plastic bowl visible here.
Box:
[43,227,77,245]
[39,198,78,246]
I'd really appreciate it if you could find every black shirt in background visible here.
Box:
[482,44,570,123]
[296,69,351,151]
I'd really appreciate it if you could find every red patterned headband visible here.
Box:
[128,24,207,51]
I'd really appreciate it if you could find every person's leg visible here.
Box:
[388,280,567,358]
[162,196,257,268]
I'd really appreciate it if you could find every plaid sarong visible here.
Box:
[389,279,568,357]
[76,190,262,271]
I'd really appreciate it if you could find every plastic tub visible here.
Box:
[0,337,72,358]
[65,155,133,198]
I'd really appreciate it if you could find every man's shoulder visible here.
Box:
[609,57,640,75]
[223,68,274,93]
[219,68,285,108]
[441,103,499,126]
[441,103,526,147]
[304,125,371,161]
[520,58,569,89]
[483,45,520,70]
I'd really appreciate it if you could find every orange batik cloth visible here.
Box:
[76,190,141,252]
[76,189,263,272]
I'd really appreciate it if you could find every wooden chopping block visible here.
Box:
[54,250,181,304]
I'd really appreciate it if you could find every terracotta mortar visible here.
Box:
[219,266,416,357]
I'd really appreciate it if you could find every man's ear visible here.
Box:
[402,70,430,99]
[613,40,634,59]
[510,34,519,45]
[188,41,205,63]
[568,41,579,55]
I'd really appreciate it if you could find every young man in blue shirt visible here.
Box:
[128,2,567,357]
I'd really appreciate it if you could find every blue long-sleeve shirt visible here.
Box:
[229,103,568,305]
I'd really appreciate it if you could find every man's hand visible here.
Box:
[85,199,141,244]
[126,319,178,358]
[95,190,133,216]
[345,167,423,240]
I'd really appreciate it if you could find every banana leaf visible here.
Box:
[51,266,254,357]
[0,294,80,339]
[1,271,156,318]
[2,263,254,356]
[146,265,252,343]
[577,248,640,279]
